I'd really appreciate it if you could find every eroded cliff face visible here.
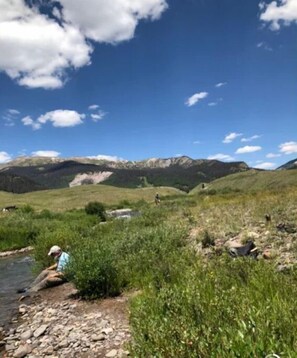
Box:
[69,171,113,187]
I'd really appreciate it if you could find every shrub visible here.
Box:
[67,244,122,298]
[85,201,106,221]
[19,204,35,214]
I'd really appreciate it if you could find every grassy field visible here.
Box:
[1,183,297,355]
[0,185,184,211]
[191,168,297,194]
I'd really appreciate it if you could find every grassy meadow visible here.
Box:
[0,184,184,212]
[1,181,297,356]
[191,168,297,194]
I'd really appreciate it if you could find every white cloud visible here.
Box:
[0,151,12,163]
[32,150,61,158]
[193,140,201,144]
[260,0,297,30]
[38,110,85,128]
[87,154,124,162]
[279,141,297,154]
[91,112,106,121]
[0,0,168,89]
[254,162,276,170]
[266,153,281,158]
[241,135,261,142]
[0,1,92,89]
[2,108,21,126]
[207,153,235,161]
[185,92,208,107]
[22,116,41,130]
[208,102,217,107]
[89,104,99,110]
[215,82,227,88]
[60,0,168,43]
[8,109,20,115]
[223,132,243,144]
[236,146,262,154]
[256,42,272,51]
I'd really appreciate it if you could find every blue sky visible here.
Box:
[0,0,296,169]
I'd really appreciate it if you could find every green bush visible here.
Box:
[19,204,35,214]
[67,243,122,298]
[85,201,106,221]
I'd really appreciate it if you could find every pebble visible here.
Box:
[33,325,48,338]
[13,343,32,358]
[2,298,130,357]
[106,349,118,357]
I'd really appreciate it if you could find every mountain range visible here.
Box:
[0,156,295,194]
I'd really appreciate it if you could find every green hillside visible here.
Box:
[0,185,184,211]
[191,169,297,194]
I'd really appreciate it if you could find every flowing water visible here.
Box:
[0,255,34,327]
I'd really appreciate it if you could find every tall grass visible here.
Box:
[130,258,297,357]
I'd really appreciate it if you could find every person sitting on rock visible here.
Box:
[19,245,70,294]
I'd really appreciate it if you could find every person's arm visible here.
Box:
[47,263,58,270]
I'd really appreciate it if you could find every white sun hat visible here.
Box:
[48,245,62,256]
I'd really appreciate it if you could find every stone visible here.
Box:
[102,327,113,335]
[5,343,15,351]
[58,339,69,348]
[13,343,32,358]
[44,346,54,355]
[33,325,48,338]
[106,349,118,357]
[91,334,105,342]
[20,330,33,341]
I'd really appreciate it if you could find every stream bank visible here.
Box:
[1,283,131,358]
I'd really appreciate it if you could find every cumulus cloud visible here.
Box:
[236,146,262,154]
[215,82,227,88]
[0,151,12,163]
[32,150,61,157]
[254,162,276,169]
[60,0,168,43]
[87,154,124,162]
[0,0,168,89]
[279,141,297,154]
[223,132,243,144]
[260,0,297,30]
[241,135,261,142]
[207,153,235,161]
[185,92,208,107]
[266,153,281,158]
[38,110,85,127]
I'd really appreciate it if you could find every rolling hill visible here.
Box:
[191,169,297,194]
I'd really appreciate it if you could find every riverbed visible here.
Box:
[0,255,34,327]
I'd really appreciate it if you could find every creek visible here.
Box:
[0,255,34,327]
